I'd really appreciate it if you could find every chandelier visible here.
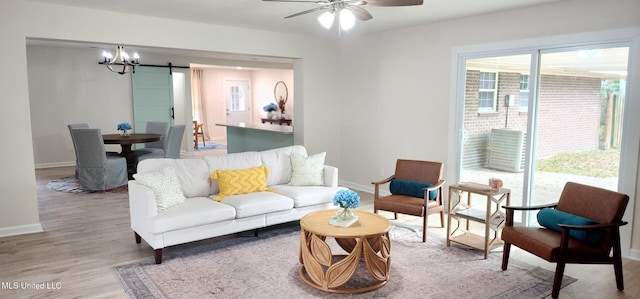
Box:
[101,46,140,75]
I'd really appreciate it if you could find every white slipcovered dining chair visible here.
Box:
[141,121,168,152]
[67,123,90,179]
[71,128,128,191]
[136,125,185,161]
[68,123,118,178]
[132,121,168,160]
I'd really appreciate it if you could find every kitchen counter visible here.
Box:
[216,122,294,153]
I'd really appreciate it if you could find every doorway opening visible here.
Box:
[189,65,294,155]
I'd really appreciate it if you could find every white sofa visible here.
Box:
[128,145,346,263]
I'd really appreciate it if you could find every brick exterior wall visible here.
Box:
[463,70,601,169]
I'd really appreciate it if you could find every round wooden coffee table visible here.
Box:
[299,210,392,294]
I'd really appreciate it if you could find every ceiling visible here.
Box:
[29,0,628,78]
[28,0,567,37]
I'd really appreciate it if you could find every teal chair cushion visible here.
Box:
[537,208,603,245]
[389,179,437,200]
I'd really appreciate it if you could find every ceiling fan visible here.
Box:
[263,0,423,30]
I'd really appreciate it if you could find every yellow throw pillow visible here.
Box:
[210,166,274,202]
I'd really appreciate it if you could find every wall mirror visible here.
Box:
[274,81,288,114]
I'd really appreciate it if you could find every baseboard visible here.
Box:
[338,180,390,196]
[0,223,44,238]
[35,161,75,169]
[629,248,640,261]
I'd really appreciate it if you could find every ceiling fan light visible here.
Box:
[317,11,335,29]
[339,9,355,31]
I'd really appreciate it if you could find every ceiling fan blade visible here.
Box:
[346,6,373,21]
[363,0,423,6]
[263,0,329,3]
[284,5,331,18]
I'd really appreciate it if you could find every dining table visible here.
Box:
[102,133,163,179]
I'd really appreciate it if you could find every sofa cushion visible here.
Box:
[136,158,211,198]
[148,197,236,234]
[211,166,274,202]
[389,179,437,200]
[260,145,308,186]
[272,185,348,208]
[216,192,294,218]
[133,166,186,211]
[171,159,211,198]
[289,152,326,186]
[204,151,262,195]
[537,208,603,245]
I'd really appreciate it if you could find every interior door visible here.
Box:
[132,66,174,133]
[223,79,251,124]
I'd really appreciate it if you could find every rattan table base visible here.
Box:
[298,210,391,294]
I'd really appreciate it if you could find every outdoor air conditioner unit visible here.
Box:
[488,128,525,172]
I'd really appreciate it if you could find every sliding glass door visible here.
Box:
[459,53,532,216]
[458,45,630,224]
[531,47,628,207]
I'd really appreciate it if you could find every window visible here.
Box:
[229,85,246,111]
[519,74,529,112]
[478,72,497,112]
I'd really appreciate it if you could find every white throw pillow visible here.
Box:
[289,152,326,186]
[133,166,186,211]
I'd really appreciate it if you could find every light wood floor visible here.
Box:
[1,166,638,298]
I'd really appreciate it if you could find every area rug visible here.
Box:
[113,223,575,298]
[47,177,128,194]
[195,142,227,151]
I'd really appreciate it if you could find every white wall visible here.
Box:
[0,0,340,236]
[335,0,640,256]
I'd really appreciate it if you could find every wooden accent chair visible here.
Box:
[193,120,205,149]
[501,182,629,299]
[372,159,446,242]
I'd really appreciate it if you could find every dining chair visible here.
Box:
[143,121,168,151]
[372,159,446,242]
[193,120,205,149]
[132,121,168,161]
[137,125,186,161]
[67,123,90,179]
[71,128,128,191]
[68,123,119,177]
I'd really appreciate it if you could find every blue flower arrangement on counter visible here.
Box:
[262,103,278,112]
[333,189,360,209]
